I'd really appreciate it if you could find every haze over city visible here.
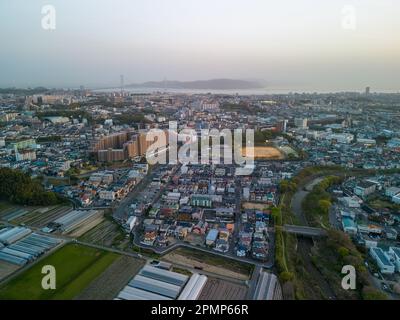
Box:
[2,0,400,307]
[1,0,400,91]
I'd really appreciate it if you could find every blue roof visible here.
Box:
[206,229,219,241]
[371,247,393,267]
[342,217,357,229]
[391,247,400,259]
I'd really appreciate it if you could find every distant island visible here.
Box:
[126,79,264,90]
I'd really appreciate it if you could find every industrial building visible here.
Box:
[178,274,208,300]
[0,227,61,266]
[253,271,283,300]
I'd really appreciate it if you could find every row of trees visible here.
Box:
[314,229,387,300]
[114,113,150,125]
[276,166,388,299]
[36,110,93,124]
[302,175,342,227]
[0,168,63,206]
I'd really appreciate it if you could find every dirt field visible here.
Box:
[242,202,269,210]
[0,261,19,282]
[242,146,284,159]
[198,277,248,300]
[75,255,145,300]
[163,249,251,281]
[79,220,125,247]
[68,216,104,238]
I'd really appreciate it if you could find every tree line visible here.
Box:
[0,168,64,206]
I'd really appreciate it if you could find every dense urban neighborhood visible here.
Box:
[0,87,399,301]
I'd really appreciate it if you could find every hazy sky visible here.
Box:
[1,0,400,91]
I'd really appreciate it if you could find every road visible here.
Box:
[113,165,160,222]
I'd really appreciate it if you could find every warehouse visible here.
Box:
[128,274,182,299]
[0,227,32,245]
[178,273,208,300]
[52,210,102,233]
[139,265,188,287]
[118,285,172,300]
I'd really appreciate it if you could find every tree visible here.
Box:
[271,207,282,225]
[318,199,332,215]
[279,271,294,282]
[362,286,387,300]
[0,168,62,206]
[337,246,350,258]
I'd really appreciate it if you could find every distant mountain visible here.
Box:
[126,79,264,90]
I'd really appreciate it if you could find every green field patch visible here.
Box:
[0,244,119,300]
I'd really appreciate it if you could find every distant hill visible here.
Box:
[126,79,264,90]
[0,87,49,95]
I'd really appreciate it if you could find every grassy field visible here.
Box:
[0,202,11,212]
[0,244,119,300]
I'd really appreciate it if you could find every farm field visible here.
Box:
[75,255,145,300]
[0,261,19,282]
[198,277,248,300]
[0,203,73,228]
[163,247,253,280]
[68,215,105,238]
[0,204,31,222]
[79,219,126,248]
[0,244,119,300]
[12,206,72,228]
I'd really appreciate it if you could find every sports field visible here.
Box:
[0,244,119,300]
[242,146,284,159]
